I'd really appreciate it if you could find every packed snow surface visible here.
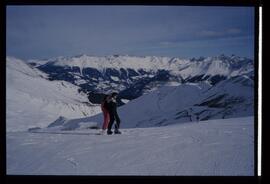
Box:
[7,116,254,176]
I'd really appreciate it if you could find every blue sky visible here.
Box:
[6,6,254,60]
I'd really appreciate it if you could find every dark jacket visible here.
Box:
[107,99,117,114]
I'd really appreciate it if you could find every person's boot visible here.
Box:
[107,130,113,135]
[114,129,122,134]
[100,129,106,135]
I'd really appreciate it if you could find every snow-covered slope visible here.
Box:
[6,57,101,132]
[7,116,254,175]
[120,76,253,127]
[45,74,253,130]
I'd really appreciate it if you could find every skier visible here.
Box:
[100,95,111,134]
[107,92,121,135]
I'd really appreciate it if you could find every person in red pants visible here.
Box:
[101,95,111,134]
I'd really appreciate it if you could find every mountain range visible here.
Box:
[28,54,254,104]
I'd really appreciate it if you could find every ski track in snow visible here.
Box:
[7,116,254,176]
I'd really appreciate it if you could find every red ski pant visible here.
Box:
[102,108,110,130]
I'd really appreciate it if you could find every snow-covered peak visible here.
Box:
[178,55,253,79]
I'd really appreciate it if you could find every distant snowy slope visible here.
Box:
[117,75,253,128]
[7,116,254,175]
[6,57,101,132]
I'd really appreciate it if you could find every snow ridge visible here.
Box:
[6,57,101,132]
